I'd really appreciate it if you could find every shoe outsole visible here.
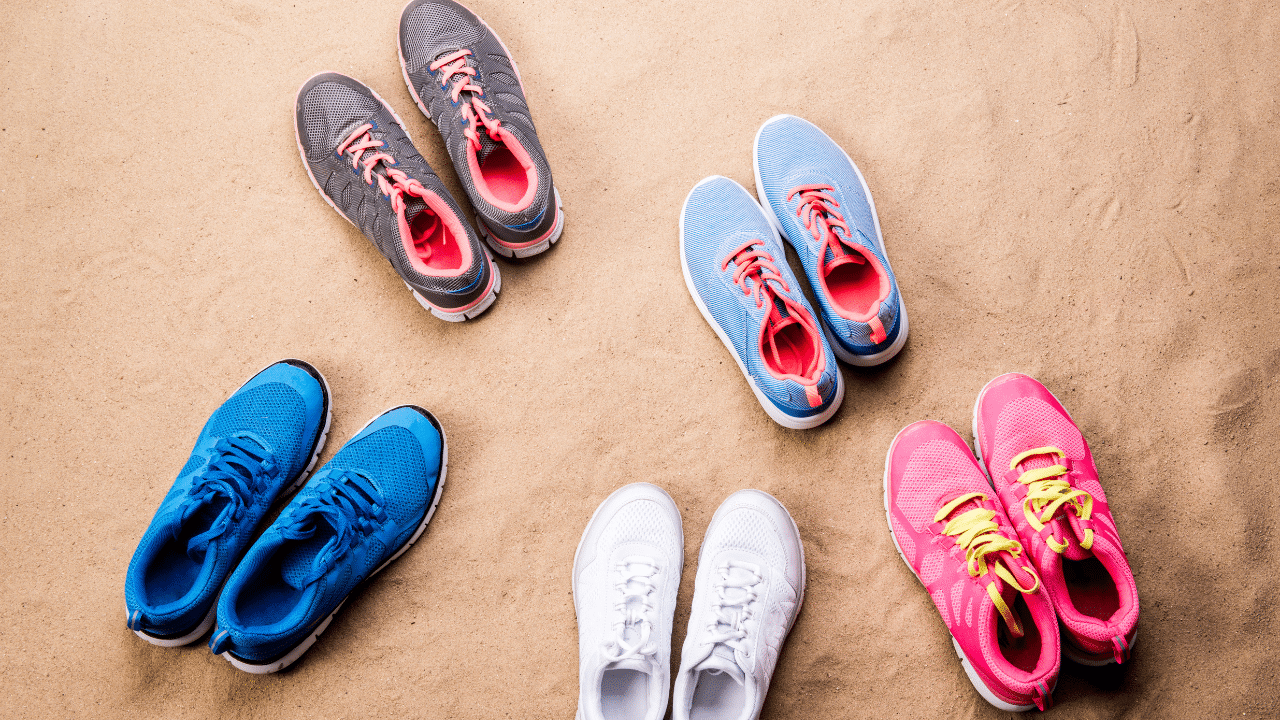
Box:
[216,404,449,674]
[397,0,563,261]
[129,359,334,647]
[679,176,845,431]
[293,72,499,322]
[970,374,1138,668]
[880,424,1042,713]
[751,114,909,368]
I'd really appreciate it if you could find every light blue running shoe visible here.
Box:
[680,175,843,430]
[753,115,908,366]
[124,360,332,646]
[208,405,447,673]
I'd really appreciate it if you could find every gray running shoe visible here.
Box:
[399,0,563,259]
[294,72,500,321]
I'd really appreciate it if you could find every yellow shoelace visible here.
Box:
[1009,446,1095,553]
[934,492,1041,637]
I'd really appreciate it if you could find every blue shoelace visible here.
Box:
[280,468,387,586]
[176,434,278,558]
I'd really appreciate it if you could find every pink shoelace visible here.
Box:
[787,184,886,341]
[787,184,865,273]
[721,240,823,386]
[336,123,443,259]
[430,49,502,153]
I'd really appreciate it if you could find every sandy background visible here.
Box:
[3,0,1278,717]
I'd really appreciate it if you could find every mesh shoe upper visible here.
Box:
[973,373,1140,663]
[885,421,1060,711]
[210,406,444,666]
[295,72,493,311]
[399,0,557,244]
[124,361,328,641]
[680,176,840,423]
[672,490,804,720]
[573,483,683,720]
[755,115,904,355]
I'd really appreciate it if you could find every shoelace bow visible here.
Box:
[430,49,502,153]
[787,184,887,342]
[604,557,660,663]
[934,492,1041,637]
[335,124,444,259]
[704,560,762,655]
[720,240,822,381]
[279,468,388,586]
[176,435,277,559]
[1009,446,1095,553]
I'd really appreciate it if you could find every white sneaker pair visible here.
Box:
[572,483,806,720]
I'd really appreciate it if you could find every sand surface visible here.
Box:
[3,0,1279,717]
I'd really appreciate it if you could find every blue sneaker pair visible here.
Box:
[124,360,447,673]
[680,115,909,430]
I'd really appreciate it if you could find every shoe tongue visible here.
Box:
[475,128,502,163]
[764,292,796,333]
[695,645,745,685]
[606,657,650,673]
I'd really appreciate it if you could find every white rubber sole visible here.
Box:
[130,359,334,647]
[476,187,564,259]
[679,176,844,431]
[217,406,449,674]
[751,114,909,367]
[294,73,499,322]
[880,427,1038,713]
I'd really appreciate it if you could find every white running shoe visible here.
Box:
[573,483,684,720]
[673,490,806,720]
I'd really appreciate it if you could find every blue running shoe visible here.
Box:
[124,360,332,646]
[680,176,843,430]
[208,405,447,673]
[753,115,908,366]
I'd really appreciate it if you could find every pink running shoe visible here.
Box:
[972,373,1139,666]
[884,421,1060,712]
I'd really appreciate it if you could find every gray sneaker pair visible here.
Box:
[295,0,563,322]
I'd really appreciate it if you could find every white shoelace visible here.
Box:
[602,556,660,663]
[704,560,763,655]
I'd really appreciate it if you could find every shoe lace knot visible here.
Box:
[934,492,1041,638]
[704,560,763,656]
[1009,446,1095,553]
[280,468,388,586]
[430,49,502,153]
[177,434,278,559]
[603,557,661,663]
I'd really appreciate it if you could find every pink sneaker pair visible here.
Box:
[883,373,1139,712]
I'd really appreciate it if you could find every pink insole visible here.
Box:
[765,322,815,377]
[997,596,1044,673]
[479,145,529,205]
[409,209,463,271]
[826,251,882,317]
[1062,557,1122,620]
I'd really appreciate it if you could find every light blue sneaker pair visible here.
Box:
[680,115,908,430]
[124,360,446,673]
